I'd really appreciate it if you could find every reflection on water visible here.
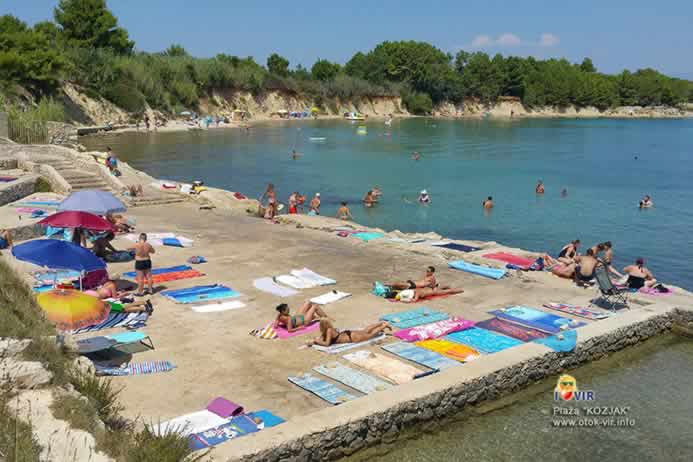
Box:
[82,118,693,289]
[343,335,693,462]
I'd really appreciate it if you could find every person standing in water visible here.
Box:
[362,190,377,208]
[535,180,545,194]
[291,150,301,160]
[418,190,431,204]
[483,196,494,209]
[309,193,321,215]
[372,186,383,198]
[336,202,353,220]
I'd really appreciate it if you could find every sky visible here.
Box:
[2,0,692,77]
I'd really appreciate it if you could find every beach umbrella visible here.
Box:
[38,211,115,232]
[58,190,127,215]
[36,289,108,331]
[12,240,106,273]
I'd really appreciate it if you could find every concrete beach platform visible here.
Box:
[2,146,693,461]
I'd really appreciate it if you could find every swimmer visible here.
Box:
[362,190,377,208]
[639,195,653,208]
[418,190,431,204]
[291,150,301,160]
[372,186,383,198]
[412,151,421,161]
[336,201,353,220]
[482,196,494,209]
[561,188,568,198]
[535,180,545,194]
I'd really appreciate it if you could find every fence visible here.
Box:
[7,117,48,144]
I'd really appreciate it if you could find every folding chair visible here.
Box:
[593,265,630,310]
[77,331,155,354]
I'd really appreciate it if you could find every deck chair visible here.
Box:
[593,265,630,310]
[77,331,155,354]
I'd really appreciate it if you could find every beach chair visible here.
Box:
[77,331,155,354]
[593,265,630,310]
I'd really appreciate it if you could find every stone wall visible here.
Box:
[0,112,8,139]
[46,121,78,146]
[226,305,693,462]
[0,174,39,206]
[19,160,71,194]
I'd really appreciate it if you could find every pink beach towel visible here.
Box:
[638,287,674,296]
[483,252,535,268]
[394,317,475,342]
[275,321,320,339]
[207,397,244,418]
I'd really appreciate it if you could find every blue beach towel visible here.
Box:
[448,260,507,280]
[490,306,587,334]
[380,307,449,329]
[352,232,385,242]
[382,342,459,371]
[445,327,523,354]
[314,362,392,394]
[534,330,578,352]
[247,410,284,428]
[95,360,176,376]
[123,265,191,279]
[288,373,356,405]
[163,237,184,247]
[188,415,259,450]
[161,284,240,304]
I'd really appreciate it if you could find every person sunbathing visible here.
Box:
[84,281,153,314]
[275,301,329,332]
[407,286,463,302]
[310,319,392,346]
[386,266,437,290]
[106,213,134,233]
[623,258,657,289]
[551,262,576,279]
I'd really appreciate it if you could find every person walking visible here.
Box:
[131,233,155,296]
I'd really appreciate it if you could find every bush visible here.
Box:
[403,91,433,114]
[69,371,124,428]
[34,177,52,193]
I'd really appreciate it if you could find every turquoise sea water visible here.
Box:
[84,118,693,289]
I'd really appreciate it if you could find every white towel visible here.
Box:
[191,301,246,313]
[253,278,298,297]
[276,274,316,289]
[290,268,336,286]
[153,410,228,436]
[310,291,351,305]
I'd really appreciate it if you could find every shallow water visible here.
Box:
[342,335,693,462]
[83,118,693,289]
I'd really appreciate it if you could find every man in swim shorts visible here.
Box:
[131,233,155,296]
[386,266,437,290]
[573,248,598,286]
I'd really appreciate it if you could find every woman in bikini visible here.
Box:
[275,302,329,332]
[84,280,153,314]
[557,239,580,264]
[310,319,392,346]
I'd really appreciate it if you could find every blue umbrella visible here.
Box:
[12,240,106,273]
[58,190,126,215]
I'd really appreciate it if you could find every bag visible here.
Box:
[372,281,390,297]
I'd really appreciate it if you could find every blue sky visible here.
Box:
[3,0,692,77]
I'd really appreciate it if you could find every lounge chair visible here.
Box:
[77,331,155,354]
[593,265,629,310]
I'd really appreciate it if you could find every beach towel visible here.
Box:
[14,200,60,208]
[150,269,205,284]
[311,333,386,354]
[0,176,17,182]
[33,269,81,284]
[123,265,191,278]
[534,330,578,352]
[352,232,385,242]
[233,192,248,200]
[253,277,298,297]
[382,342,459,371]
[163,237,194,248]
[432,243,481,253]
[162,284,240,304]
[483,252,535,268]
[188,415,259,450]
[448,260,507,280]
[310,291,351,305]
[638,286,674,296]
[394,317,475,342]
[290,268,336,286]
[94,360,175,376]
[543,302,612,320]
[275,274,317,289]
[70,312,147,334]
[474,318,547,342]
[249,323,278,340]
[416,339,481,362]
[343,350,428,384]
[288,373,356,405]
[207,398,244,418]
[445,327,523,354]
[123,233,192,247]
[154,410,230,436]
[104,250,135,263]
[380,307,449,329]
[276,321,320,339]
[386,291,459,303]
[490,306,587,334]
[247,410,284,429]
[192,300,246,313]
[314,362,392,394]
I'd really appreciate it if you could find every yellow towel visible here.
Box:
[416,339,480,362]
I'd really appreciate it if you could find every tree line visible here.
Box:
[1,0,691,116]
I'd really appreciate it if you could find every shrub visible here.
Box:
[69,371,124,427]
[403,91,433,114]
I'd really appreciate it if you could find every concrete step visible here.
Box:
[66,177,109,186]
[71,185,113,192]
[127,197,186,207]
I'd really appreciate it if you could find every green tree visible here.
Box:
[580,57,597,73]
[344,52,369,79]
[267,53,289,76]
[311,59,340,81]
[164,44,188,57]
[54,0,133,54]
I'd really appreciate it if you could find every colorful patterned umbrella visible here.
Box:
[38,211,115,231]
[36,289,108,331]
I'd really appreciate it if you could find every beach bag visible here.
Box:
[372,281,390,297]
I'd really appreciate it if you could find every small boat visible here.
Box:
[344,112,366,121]
[309,137,327,142]
[356,126,368,135]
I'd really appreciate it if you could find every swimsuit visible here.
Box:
[406,280,416,289]
[558,247,574,259]
[575,266,594,282]
[626,275,646,289]
[135,259,152,271]
[335,329,353,344]
[290,314,305,328]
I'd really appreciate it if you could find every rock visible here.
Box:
[0,359,53,389]
[0,338,31,357]
[72,356,96,376]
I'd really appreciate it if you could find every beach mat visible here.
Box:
[343,350,427,384]
[416,339,481,362]
[475,318,548,342]
[314,362,392,394]
[290,268,336,286]
[154,410,230,437]
[310,291,351,305]
[534,330,578,352]
[432,243,480,252]
[490,306,587,334]
[276,322,320,339]
[448,260,507,280]
[311,333,386,354]
[191,300,246,313]
[253,277,298,297]
[445,327,523,354]
[382,342,459,371]
[386,292,457,303]
[394,317,475,342]
[275,274,316,289]
[288,373,356,405]
[123,265,191,278]
[247,410,285,429]
[544,302,612,320]
[188,414,258,450]
[638,286,674,296]
[380,307,449,329]
[70,312,147,334]
[95,360,176,376]
[483,252,535,268]
[352,232,385,242]
[149,269,205,284]
[161,284,240,304]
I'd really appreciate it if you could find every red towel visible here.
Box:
[483,252,535,268]
[150,269,204,284]
[233,192,248,200]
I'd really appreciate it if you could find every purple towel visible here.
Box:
[207,397,244,418]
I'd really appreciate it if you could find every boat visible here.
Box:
[356,126,368,135]
[344,112,366,121]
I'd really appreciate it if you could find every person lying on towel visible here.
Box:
[309,319,392,347]
[385,266,437,291]
[275,301,329,332]
[396,286,464,303]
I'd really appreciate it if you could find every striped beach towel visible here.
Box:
[70,312,147,334]
[95,360,176,376]
[249,323,278,340]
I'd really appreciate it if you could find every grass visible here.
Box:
[0,395,42,462]
[0,259,55,339]
[69,371,124,428]
[50,394,99,435]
